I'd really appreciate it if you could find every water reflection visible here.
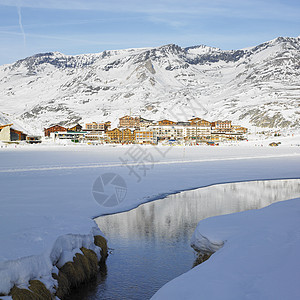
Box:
[77,180,300,300]
[96,179,300,241]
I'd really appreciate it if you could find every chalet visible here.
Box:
[68,124,83,132]
[44,125,67,137]
[0,124,27,142]
[106,128,122,143]
[122,129,135,143]
[157,119,176,126]
[119,116,140,129]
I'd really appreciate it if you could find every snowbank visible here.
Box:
[152,197,300,299]
[0,217,104,295]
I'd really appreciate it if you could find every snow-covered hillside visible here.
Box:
[0,36,299,134]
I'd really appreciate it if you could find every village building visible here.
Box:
[84,131,106,142]
[185,125,211,141]
[119,116,140,129]
[140,117,155,128]
[135,130,157,144]
[157,119,176,126]
[26,136,42,144]
[148,125,185,141]
[44,125,67,137]
[176,121,190,126]
[84,121,111,131]
[232,125,248,134]
[189,118,211,127]
[121,129,135,143]
[68,124,83,132]
[106,128,122,143]
[211,120,232,133]
[0,124,27,142]
[50,131,86,142]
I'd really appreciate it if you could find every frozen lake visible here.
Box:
[66,179,300,300]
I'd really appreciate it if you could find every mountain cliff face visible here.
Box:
[0,36,299,134]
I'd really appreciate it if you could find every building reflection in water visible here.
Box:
[95,179,300,242]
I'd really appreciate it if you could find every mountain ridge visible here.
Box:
[0,36,299,134]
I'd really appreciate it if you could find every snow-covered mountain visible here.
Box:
[0,36,299,134]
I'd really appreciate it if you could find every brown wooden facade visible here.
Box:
[106,128,122,143]
[157,119,176,126]
[106,128,135,143]
[68,124,83,132]
[44,125,67,137]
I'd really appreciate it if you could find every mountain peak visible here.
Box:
[185,45,221,55]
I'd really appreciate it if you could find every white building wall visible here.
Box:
[0,126,11,142]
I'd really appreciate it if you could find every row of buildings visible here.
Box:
[44,116,248,144]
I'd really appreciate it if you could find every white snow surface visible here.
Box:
[152,197,300,300]
[0,142,299,296]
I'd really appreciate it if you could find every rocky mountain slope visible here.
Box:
[0,36,299,134]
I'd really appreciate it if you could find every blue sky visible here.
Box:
[0,0,299,65]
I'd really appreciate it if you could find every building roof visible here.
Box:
[0,123,13,130]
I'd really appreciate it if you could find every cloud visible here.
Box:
[17,3,26,46]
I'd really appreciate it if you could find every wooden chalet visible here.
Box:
[105,128,135,143]
[106,128,122,143]
[121,129,135,143]
[68,124,82,132]
[44,125,67,137]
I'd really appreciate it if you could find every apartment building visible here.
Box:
[135,130,157,144]
[211,120,232,133]
[148,125,186,140]
[185,125,211,140]
[85,121,111,131]
[189,118,211,127]
[119,116,140,129]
